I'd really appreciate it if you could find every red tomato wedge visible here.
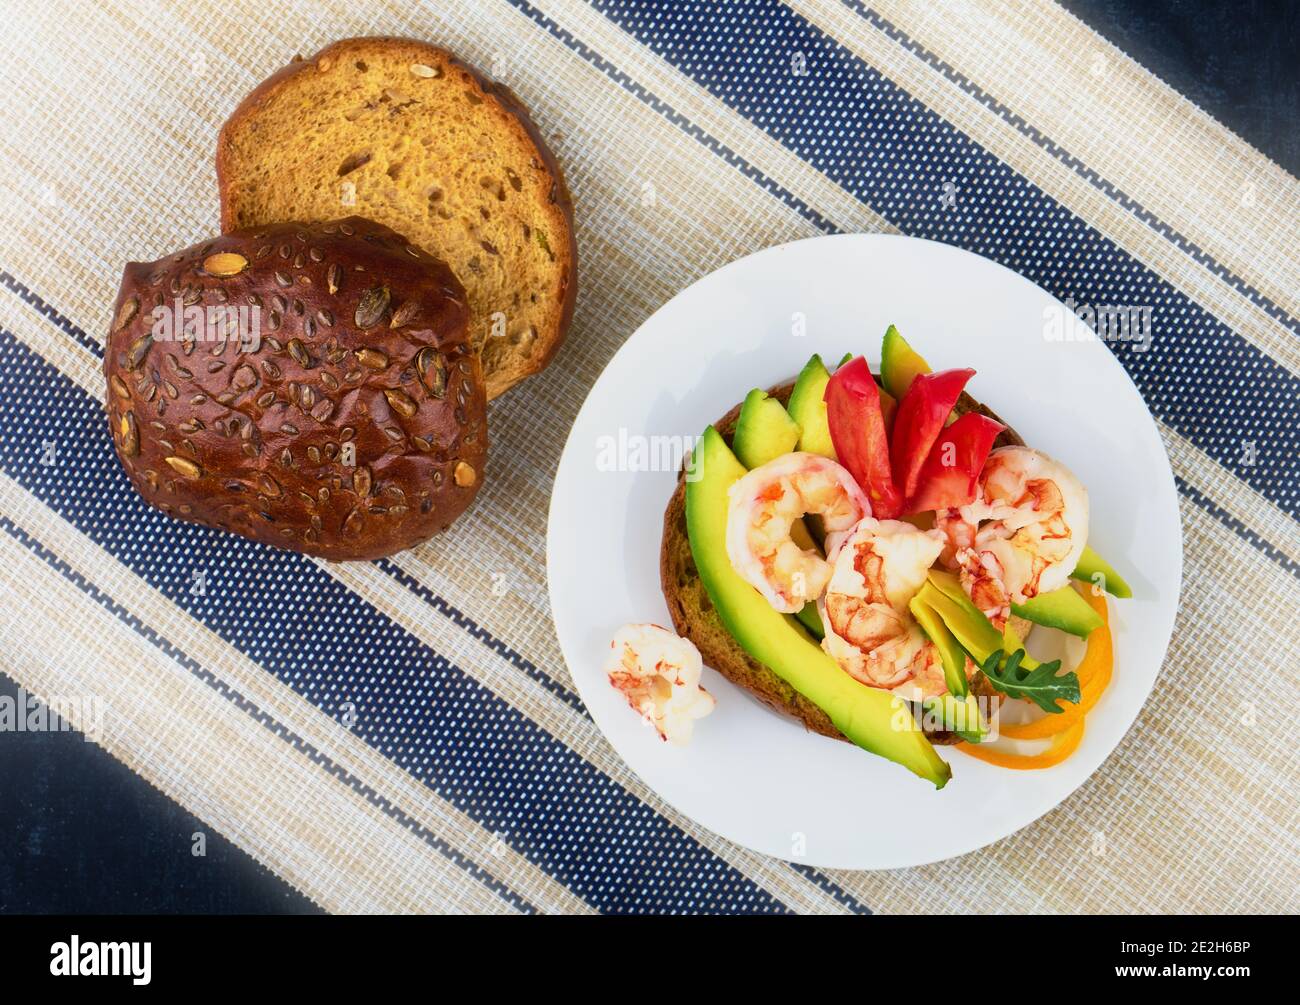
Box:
[906,411,1004,513]
[824,356,903,518]
[890,368,974,499]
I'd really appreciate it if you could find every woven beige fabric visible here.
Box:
[874,0,1300,316]
[0,0,1295,914]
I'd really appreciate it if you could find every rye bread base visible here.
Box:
[659,380,1023,744]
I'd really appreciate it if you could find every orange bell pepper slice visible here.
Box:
[957,717,1085,769]
[1074,585,1112,690]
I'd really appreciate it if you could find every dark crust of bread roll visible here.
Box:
[659,379,1022,744]
[105,216,487,561]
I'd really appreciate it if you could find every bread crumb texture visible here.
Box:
[219,37,576,399]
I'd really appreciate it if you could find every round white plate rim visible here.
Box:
[547,233,1182,870]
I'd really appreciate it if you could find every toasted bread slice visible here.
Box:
[217,37,577,400]
[660,381,1024,744]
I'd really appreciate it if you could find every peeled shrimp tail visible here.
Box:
[936,447,1089,620]
[819,517,950,700]
[725,452,870,613]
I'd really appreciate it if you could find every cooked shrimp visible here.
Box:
[605,624,715,745]
[936,446,1089,626]
[726,452,870,613]
[818,518,950,701]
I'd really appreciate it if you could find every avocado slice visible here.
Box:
[733,389,801,469]
[1070,545,1133,599]
[1013,585,1103,638]
[922,693,989,744]
[793,602,825,639]
[1002,623,1040,670]
[911,594,988,743]
[919,572,1005,663]
[880,325,932,400]
[686,426,950,787]
[908,594,969,697]
[787,354,836,459]
[924,572,1047,672]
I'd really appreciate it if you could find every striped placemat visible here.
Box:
[0,0,1295,914]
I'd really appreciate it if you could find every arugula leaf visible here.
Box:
[978,649,1080,714]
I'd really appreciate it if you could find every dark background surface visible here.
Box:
[0,677,319,913]
[1059,0,1299,176]
[2,1,1296,914]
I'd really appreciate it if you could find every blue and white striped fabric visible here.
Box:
[0,0,1295,913]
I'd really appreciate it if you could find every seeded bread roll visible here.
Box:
[216,36,577,400]
[659,381,1022,744]
[105,217,487,561]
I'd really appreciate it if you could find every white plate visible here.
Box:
[547,235,1181,870]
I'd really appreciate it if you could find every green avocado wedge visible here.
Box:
[794,602,825,640]
[919,572,1005,664]
[910,594,988,741]
[787,354,837,459]
[909,595,969,697]
[733,389,801,469]
[1012,584,1103,638]
[1002,624,1040,671]
[686,426,950,788]
[923,571,1045,669]
[880,324,931,400]
[923,693,988,744]
[1070,545,1133,599]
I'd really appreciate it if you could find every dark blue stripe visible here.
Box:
[0,270,103,355]
[490,0,1297,574]
[0,277,873,917]
[0,328,790,915]
[494,8,839,235]
[0,268,596,718]
[370,563,872,914]
[574,0,1299,520]
[371,565,872,915]
[789,862,873,914]
[844,0,1300,335]
[3,0,1288,910]
[374,558,589,714]
[0,514,538,915]
[1174,476,1300,580]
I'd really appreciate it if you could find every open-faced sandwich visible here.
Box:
[608,326,1131,788]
